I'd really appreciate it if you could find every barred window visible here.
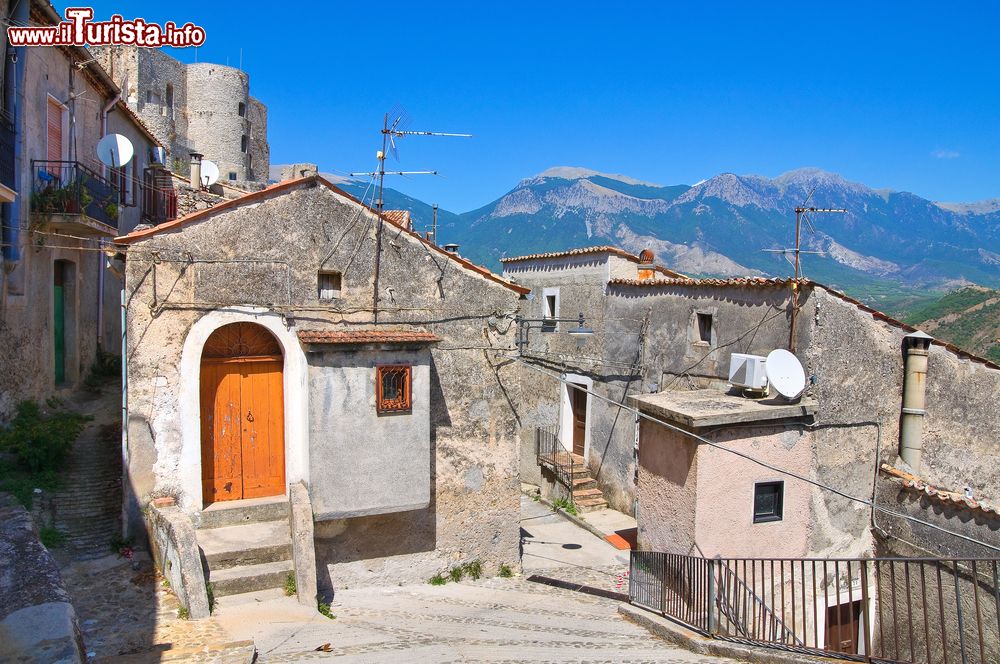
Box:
[376,365,412,413]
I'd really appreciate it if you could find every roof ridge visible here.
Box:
[501,245,642,263]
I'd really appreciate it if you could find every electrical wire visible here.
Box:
[512,356,1000,554]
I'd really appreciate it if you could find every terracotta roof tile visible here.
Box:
[382,210,412,229]
[881,464,999,518]
[113,175,529,295]
[608,276,793,288]
[501,245,641,263]
[297,329,441,345]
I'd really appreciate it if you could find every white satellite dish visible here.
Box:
[96,133,134,168]
[200,159,220,186]
[765,349,806,399]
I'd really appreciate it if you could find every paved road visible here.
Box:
[213,497,739,662]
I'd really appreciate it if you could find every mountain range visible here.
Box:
[327,166,1000,300]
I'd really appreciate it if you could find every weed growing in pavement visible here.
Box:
[206,582,215,613]
[499,564,513,578]
[449,566,464,583]
[178,606,189,620]
[462,560,483,581]
[317,601,335,619]
[429,573,447,586]
[552,497,578,516]
[284,571,297,596]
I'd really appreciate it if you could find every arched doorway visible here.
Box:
[200,322,286,505]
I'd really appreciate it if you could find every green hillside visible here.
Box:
[901,287,1000,363]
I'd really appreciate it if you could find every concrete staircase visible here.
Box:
[196,497,294,598]
[546,451,609,513]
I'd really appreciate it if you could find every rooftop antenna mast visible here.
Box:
[349,107,470,322]
[762,189,846,352]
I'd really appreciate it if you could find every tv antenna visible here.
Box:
[763,189,846,351]
[348,107,470,322]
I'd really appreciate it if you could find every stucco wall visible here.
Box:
[123,180,523,585]
[636,425,697,554]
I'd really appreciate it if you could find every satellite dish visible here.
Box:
[200,160,220,186]
[765,349,806,399]
[96,133,134,168]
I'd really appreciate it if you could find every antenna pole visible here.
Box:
[372,113,389,323]
[431,203,438,245]
[787,206,846,352]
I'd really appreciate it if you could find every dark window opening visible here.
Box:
[376,365,412,413]
[318,271,341,299]
[238,102,246,117]
[697,312,713,343]
[543,292,558,330]
[241,135,248,153]
[228,171,237,181]
[753,481,784,523]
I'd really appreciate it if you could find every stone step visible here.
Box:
[572,488,604,499]
[197,496,290,529]
[571,477,597,490]
[198,520,292,570]
[208,559,294,597]
[574,497,608,513]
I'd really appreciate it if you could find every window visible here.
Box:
[697,312,713,343]
[542,287,559,331]
[241,134,248,153]
[238,102,246,117]
[228,171,237,181]
[165,83,174,119]
[753,481,784,523]
[318,271,341,299]
[376,365,412,413]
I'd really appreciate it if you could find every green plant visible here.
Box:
[206,582,215,613]
[178,606,189,620]
[0,401,89,473]
[284,571,297,596]
[84,350,121,391]
[317,601,335,619]
[428,573,447,586]
[102,200,119,219]
[39,525,65,548]
[461,560,483,581]
[552,497,578,516]
[498,564,513,578]
[449,566,464,583]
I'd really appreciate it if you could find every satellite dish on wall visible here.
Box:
[200,160,220,186]
[96,133,134,168]
[765,349,806,399]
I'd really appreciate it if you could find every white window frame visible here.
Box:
[542,286,560,331]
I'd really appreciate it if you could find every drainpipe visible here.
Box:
[2,0,29,269]
[189,152,202,189]
[899,330,932,471]
[96,88,122,351]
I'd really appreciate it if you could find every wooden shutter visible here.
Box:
[47,99,63,163]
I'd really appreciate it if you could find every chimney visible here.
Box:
[189,152,203,189]
[899,330,932,471]
[637,249,655,280]
[443,243,460,255]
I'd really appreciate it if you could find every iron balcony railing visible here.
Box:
[30,160,120,227]
[629,551,999,664]
[0,111,14,191]
[140,181,177,225]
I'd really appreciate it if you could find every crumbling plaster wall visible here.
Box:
[124,181,523,584]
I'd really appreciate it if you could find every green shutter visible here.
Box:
[53,284,65,384]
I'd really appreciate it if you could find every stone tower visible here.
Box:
[91,46,269,184]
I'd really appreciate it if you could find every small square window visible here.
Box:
[376,365,412,413]
[753,481,783,523]
[318,271,341,299]
[697,312,713,343]
[228,171,237,181]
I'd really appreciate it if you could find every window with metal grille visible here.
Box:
[753,481,783,523]
[376,365,411,413]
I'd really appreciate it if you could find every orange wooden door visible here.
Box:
[239,359,285,499]
[47,99,63,163]
[201,361,244,502]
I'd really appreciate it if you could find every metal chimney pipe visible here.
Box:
[900,330,932,471]
[189,152,203,189]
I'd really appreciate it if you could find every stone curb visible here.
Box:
[92,639,256,663]
[619,603,838,664]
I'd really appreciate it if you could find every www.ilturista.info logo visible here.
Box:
[7,7,205,48]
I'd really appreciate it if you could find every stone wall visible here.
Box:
[122,179,524,587]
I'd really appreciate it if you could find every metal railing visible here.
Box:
[629,551,1000,664]
[30,160,120,227]
[140,181,177,225]
[0,111,14,191]
[534,425,580,504]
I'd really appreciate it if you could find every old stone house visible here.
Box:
[115,175,527,603]
[0,0,161,416]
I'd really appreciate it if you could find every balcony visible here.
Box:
[0,111,15,203]
[140,181,177,226]
[30,160,120,236]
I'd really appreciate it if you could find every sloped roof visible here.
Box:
[114,176,529,295]
[607,276,1000,370]
[297,329,441,345]
[501,245,688,278]
[881,464,999,518]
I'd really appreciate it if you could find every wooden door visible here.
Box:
[47,99,63,164]
[825,600,862,654]
[200,323,285,505]
[570,384,587,456]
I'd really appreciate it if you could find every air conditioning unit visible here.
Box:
[729,353,768,391]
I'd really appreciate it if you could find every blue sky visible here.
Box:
[85,1,1000,212]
